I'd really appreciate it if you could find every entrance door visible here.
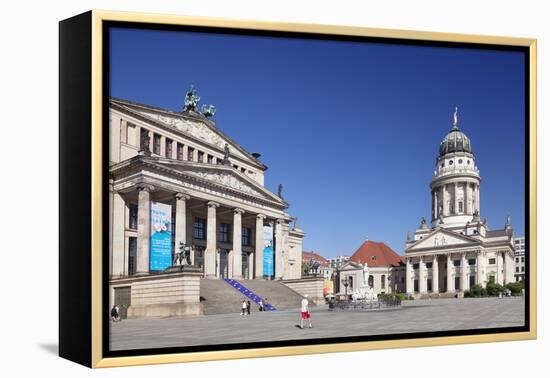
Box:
[242,252,249,279]
[455,277,461,291]
[114,286,131,319]
[469,275,476,288]
[194,246,204,271]
[219,249,229,278]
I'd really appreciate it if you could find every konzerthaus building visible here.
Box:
[404,109,515,296]
[108,87,304,289]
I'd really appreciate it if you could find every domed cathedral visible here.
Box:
[404,108,515,297]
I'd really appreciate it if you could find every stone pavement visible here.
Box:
[110,297,525,351]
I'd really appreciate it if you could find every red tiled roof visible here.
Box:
[349,241,404,267]
[302,251,329,266]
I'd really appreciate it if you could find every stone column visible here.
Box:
[175,192,190,257]
[111,190,126,278]
[477,252,484,287]
[464,182,472,214]
[442,185,448,216]
[136,185,153,275]
[476,184,480,213]
[461,253,468,291]
[432,255,439,293]
[419,256,426,294]
[232,208,245,279]
[447,254,454,293]
[255,214,266,279]
[205,201,219,278]
[405,258,412,294]
[275,219,284,279]
[454,182,459,215]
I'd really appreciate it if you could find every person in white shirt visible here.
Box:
[241,300,247,316]
[300,294,312,329]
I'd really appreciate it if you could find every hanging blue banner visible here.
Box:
[263,225,274,277]
[150,202,172,271]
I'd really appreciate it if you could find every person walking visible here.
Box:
[246,300,251,315]
[241,299,247,316]
[111,305,120,322]
[300,294,312,329]
[258,298,264,312]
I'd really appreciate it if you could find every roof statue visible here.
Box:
[183,85,200,112]
[277,183,284,199]
[201,104,216,118]
[139,129,151,156]
[222,143,231,165]
[453,106,459,129]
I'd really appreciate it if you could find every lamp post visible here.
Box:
[343,277,350,301]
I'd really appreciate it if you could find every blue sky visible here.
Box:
[110,27,526,257]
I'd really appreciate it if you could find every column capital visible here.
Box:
[175,192,190,201]
[256,213,267,220]
[275,218,286,225]
[207,201,220,208]
[137,184,155,192]
[233,208,245,215]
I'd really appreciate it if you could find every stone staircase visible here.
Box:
[418,292,461,299]
[200,278,307,315]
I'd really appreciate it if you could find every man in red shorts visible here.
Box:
[300,294,312,329]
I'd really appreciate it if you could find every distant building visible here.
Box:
[514,237,526,282]
[327,255,350,268]
[337,240,406,296]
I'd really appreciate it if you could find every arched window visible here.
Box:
[368,275,374,288]
[381,275,386,289]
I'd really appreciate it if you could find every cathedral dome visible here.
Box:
[438,107,472,157]
[438,126,473,157]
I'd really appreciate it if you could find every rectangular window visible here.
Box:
[153,133,161,155]
[516,258,519,263]
[219,223,231,243]
[242,227,251,246]
[516,267,519,273]
[458,201,463,213]
[489,275,495,284]
[521,266,525,272]
[129,204,138,230]
[453,260,461,267]
[193,218,206,240]
[187,147,194,161]
[128,237,137,276]
[165,138,173,158]
[198,151,204,163]
[426,262,433,269]
[412,263,419,269]
[468,258,476,265]
[521,257,525,262]
[207,154,213,164]
[489,258,496,265]
[469,275,476,288]
[177,143,184,160]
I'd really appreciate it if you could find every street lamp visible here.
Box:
[343,277,350,301]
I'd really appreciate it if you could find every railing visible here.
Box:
[333,298,401,311]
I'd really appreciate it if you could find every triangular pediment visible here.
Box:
[111,98,263,168]
[407,228,481,251]
[151,159,286,206]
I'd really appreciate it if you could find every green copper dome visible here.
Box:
[439,126,473,157]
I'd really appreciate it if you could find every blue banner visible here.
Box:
[150,202,172,271]
[263,225,274,277]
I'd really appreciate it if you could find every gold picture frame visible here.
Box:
[59,9,537,368]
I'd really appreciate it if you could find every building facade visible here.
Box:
[404,109,515,296]
[109,88,304,291]
[338,240,406,297]
[514,236,526,282]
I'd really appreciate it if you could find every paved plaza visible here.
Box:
[110,297,525,351]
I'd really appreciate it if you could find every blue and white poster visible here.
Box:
[150,202,172,271]
[263,225,274,277]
